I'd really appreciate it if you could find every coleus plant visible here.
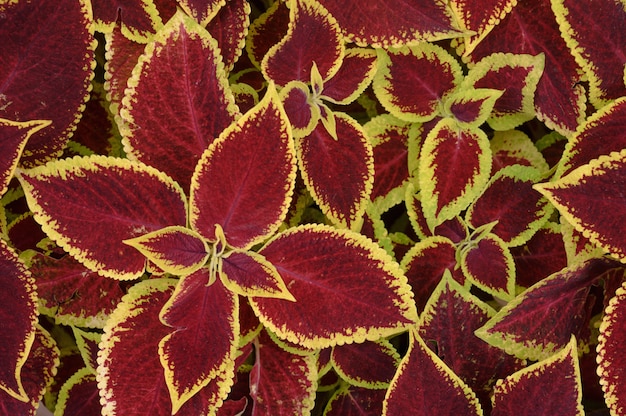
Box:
[1,0,626,415]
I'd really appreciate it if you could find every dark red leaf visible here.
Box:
[178,0,224,26]
[331,340,400,388]
[55,368,101,416]
[322,48,378,105]
[92,0,162,41]
[324,386,386,416]
[246,0,290,68]
[207,0,250,72]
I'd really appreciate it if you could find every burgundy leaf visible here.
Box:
[322,48,378,105]
[17,155,187,280]
[120,9,238,191]
[54,368,101,416]
[189,86,296,249]
[206,0,250,72]
[279,81,318,137]
[246,0,290,68]
[93,0,162,41]
[178,0,224,26]
[490,129,550,175]
[331,340,400,388]
[324,386,386,416]
[317,0,461,47]
[0,0,94,166]
[250,224,418,349]
[296,113,373,229]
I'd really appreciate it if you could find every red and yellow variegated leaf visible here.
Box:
[0,0,94,166]
[322,48,378,105]
[552,0,626,108]
[331,339,400,389]
[206,0,250,72]
[262,0,344,86]
[0,119,51,197]
[279,81,319,138]
[490,130,550,175]
[72,328,101,372]
[401,236,459,311]
[466,1,585,136]
[459,232,515,300]
[535,150,626,262]
[158,272,238,413]
[419,273,525,409]
[30,253,128,328]
[373,44,463,123]
[296,113,373,229]
[250,224,418,349]
[324,385,385,416]
[560,215,606,264]
[598,281,626,415]
[475,259,617,361]
[124,226,209,276]
[491,336,583,415]
[120,9,238,191]
[178,0,224,26]
[466,165,553,247]
[104,23,146,121]
[98,278,235,415]
[463,53,545,131]
[0,240,37,403]
[364,114,413,211]
[221,250,295,301]
[419,118,492,230]
[406,187,470,243]
[55,368,101,416]
[246,0,290,69]
[557,97,626,179]
[17,155,188,280]
[0,326,59,415]
[382,329,483,416]
[443,88,503,128]
[316,0,462,47]
[92,0,162,42]
[190,86,296,249]
[511,222,568,288]
[250,329,317,415]
[450,0,517,55]
[238,297,262,346]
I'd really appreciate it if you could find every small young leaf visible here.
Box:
[250,224,418,349]
[443,88,503,128]
[123,226,209,276]
[279,81,319,138]
[382,329,483,416]
[17,155,188,280]
[535,149,626,262]
[374,43,463,123]
[190,85,296,249]
[491,336,584,416]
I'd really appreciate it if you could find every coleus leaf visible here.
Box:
[221,250,295,301]
[0,0,94,166]
[324,385,386,416]
[279,81,320,138]
[178,0,225,26]
[419,272,525,409]
[382,329,483,416]
[262,0,344,86]
[249,329,317,415]
[475,258,617,361]
[29,252,127,328]
[54,367,101,416]
[246,0,290,69]
[322,48,378,105]
[450,0,517,55]
[443,88,503,128]
[466,0,585,135]
[458,231,515,301]
[72,327,101,372]
[466,165,553,247]
[490,130,550,174]
[92,0,163,42]
[419,118,492,230]
[491,336,583,415]
[557,96,626,179]
[331,339,400,388]
[296,112,374,229]
[250,224,418,349]
[0,240,37,403]
[316,0,462,47]
[597,281,626,415]
[0,119,51,197]
[552,0,626,108]
[373,43,463,123]
[535,149,626,262]
[120,9,239,191]
[190,85,296,249]
[98,278,233,415]
[462,53,545,131]
[0,326,59,415]
[17,155,188,280]
[158,271,238,413]
[206,0,250,72]
[123,226,209,276]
